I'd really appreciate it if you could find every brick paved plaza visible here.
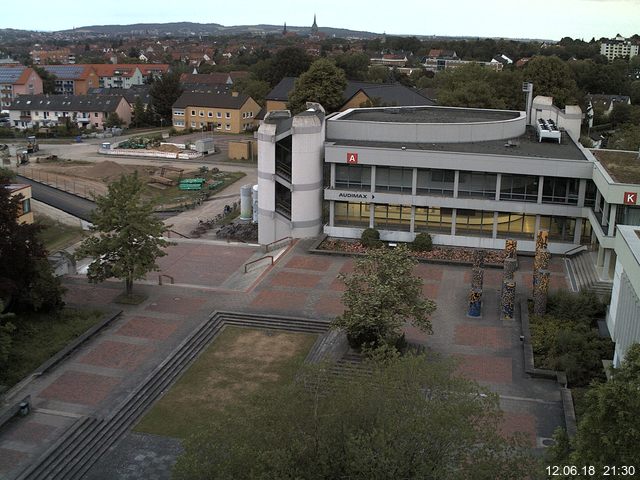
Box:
[0,239,568,479]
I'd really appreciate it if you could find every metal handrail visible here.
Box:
[563,244,587,257]
[244,255,274,273]
[165,229,190,239]
[158,274,175,285]
[264,236,293,253]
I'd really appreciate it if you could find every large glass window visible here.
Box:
[275,182,291,220]
[455,209,494,236]
[375,167,413,193]
[335,165,371,190]
[584,180,597,207]
[457,171,497,199]
[414,206,453,233]
[500,175,539,202]
[275,136,292,182]
[334,202,370,227]
[539,215,576,242]
[416,169,454,196]
[373,204,412,231]
[542,177,579,205]
[496,212,536,239]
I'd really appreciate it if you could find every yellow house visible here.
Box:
[172,92,260,134]
[7,184,33,224]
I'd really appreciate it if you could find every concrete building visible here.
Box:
[257,97,640,284]
[257,105,326,244]
[0,66,43,109]
[600,35,639,62]
[607,225,640,366]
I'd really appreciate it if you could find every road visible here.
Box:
[16,175,96,221]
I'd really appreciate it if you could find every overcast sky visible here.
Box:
[3,0,639,40]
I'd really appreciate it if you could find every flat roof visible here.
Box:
[619,225,640,267]
[329,127,588,161]
[591,149,640,184]
[338,106,520,124]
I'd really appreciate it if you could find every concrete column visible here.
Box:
[453,170,460,198]
[603,249,612,279]
[492,211,498,238]
[537,175,544,204]
[451,209,457,236]
[574,217,583,244]
[597,245,605,268]
[412,167,417,196]
[602,200,610,229]
[595,190,602,212]
[410,206,416,233]
[369,203,374,228]
[495,174,501,201]
[608,204,617,236]
[577,179,587,207]
[370,165,376,194]
[330,162,336,188]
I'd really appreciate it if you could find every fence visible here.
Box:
[98,148,202,160]
[14,167,97,200]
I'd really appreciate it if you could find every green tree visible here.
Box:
[267,46,312,86]
[233,78,271,106]
[149,71,183,123]
[608,123,640,151]
[75,173,170,296]
[332,245,436,350]
[551,344,640,472]
[131,97,147,128]
[523,56,580,108]
[335,52,370,80]
[287,59,347,114]
[105,112,124,128]
[0,169,64,312]
[174,354,536,480]
[33,66,57,95]
[0,300,16,367]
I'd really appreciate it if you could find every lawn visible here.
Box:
[36,216,85,252]
[134,326,317,439]
[0,308,103,389]
[591,149,640,184]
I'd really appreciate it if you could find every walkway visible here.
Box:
[0,240,570,479]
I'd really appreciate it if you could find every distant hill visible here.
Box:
[55,21,379,39]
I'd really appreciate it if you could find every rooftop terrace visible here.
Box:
[330,127,588,161]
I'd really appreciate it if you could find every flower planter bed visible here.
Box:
[313,237,506,268]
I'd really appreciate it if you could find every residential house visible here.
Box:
[6,184,33,224]
[0,66,43,110]
[260,77,435,117]
[30,48,75,65]
[40,65,99,95]
[491,54,513,66]
[88,84,152,108]
[8,94,132,130]
[172,92,260,133]
[91,64,169,89]
[370,53,409,67]
[587,94,632,116]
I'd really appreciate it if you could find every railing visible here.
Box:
[14,167,98,199]
[244,255,274,273]
[563,244,587,257]
[264,236,293,253]
[158,274,174,285]
[165,229,190,239]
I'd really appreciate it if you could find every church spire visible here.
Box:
[311,14,318,34]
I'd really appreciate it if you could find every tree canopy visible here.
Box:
[550,343,640,470]
[75,173,170,296]
[523,56,580,108]
[287,59,347,114]
[173,354,535,480]
[149,71,183,123]
[0,168,64,313]
[332,245,436,350]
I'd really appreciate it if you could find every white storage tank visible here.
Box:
[240,184,253,221]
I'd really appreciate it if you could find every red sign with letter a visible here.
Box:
[347,152,358,164]
[624,192,637,205]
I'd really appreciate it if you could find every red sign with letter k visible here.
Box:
[624,192,637,205]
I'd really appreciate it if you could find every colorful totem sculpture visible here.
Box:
[534,269,551,316]
[501,280,516,320]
